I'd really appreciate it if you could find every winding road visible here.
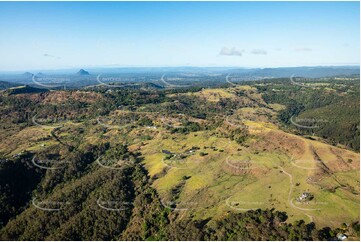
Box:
[279,166,318,222]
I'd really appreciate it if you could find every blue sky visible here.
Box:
[0,1,359,71]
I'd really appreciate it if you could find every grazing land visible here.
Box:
[0,74,359,240]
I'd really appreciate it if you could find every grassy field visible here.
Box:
[140,117,360,228]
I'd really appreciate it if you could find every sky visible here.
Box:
[0,1,359,71]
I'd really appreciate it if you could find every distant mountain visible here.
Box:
[80,66,359,77]
[226,66,360,79]
[22,72,33,77]
[76,69,90,76]
[36,72,45,76]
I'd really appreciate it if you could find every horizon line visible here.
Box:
[0,64,360,74]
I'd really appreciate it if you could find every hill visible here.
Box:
[0,81,24,90]
[0,77,358,240]
[22,72,33,77]
[3,85,48,95]
[76,69,90,76]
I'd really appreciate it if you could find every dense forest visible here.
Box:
[258,78,360,151]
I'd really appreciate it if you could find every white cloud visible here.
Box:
[43,53,61,59]
[219,47,244,56]
[251,49,267,55]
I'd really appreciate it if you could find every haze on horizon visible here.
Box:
[0,1,359,71]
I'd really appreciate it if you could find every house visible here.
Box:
[337,234,348,241]
[296,192,314,202]
[147,126,157,129]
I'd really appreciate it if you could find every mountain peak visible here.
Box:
[23,72,33,77]
[76,69,90,75]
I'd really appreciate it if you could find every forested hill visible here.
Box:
[0,76,359,240]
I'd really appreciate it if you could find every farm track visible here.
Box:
[279,166,316,222]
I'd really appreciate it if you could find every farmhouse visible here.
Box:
[337,233,348,241]
[296,192,314,202]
